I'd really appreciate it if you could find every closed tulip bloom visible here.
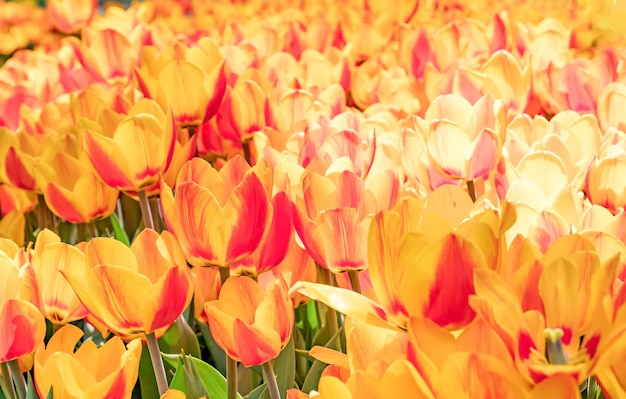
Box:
[34,324,141,399]
[161,156,270,267]
[0,245,46,362]
[204,276,294,367]
[37,152,119,223]
[83,99,175,194]
[47,0,97,34]
[135,38,226,128]
[19,229,88,325]
[60,229,193,341]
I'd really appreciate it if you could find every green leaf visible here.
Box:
[293,329,309,387]
[198,322,227,376]
[164,354,243,399]
[109,213,130,246]
[181,354,210,399]
[274,338,296,399]
[25,373,36,399]
[244,383,268,399]
[306,301,319,331]
[45,387,54,399]
[301,326,344,394]
[159,317,201,359]
[138,344,160,399]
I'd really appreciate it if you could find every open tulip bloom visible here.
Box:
[6,0,626,398]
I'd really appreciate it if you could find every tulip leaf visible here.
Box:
[138,345,161,399]
[244,383,268,399]
[164,354,243,399]
[306,300,319,331]
[109,213,130,246]
[25,372,46,399]
[159,317,202,359]
[293,328,309,387]
[301,326,344,394]
[274,337,296,399]
[198,322,227,376]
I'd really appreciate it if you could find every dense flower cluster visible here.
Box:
[2,0,626,398]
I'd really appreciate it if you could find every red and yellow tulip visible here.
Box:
[204,276,293,367]
[60,229,193,340]
[34,324,141,399]
[161,156,271,268]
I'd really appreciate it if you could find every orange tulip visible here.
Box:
[161,156,271,267]
[60,229,193,341]
[72,27,142,84]
[135,38,227,128]
[204,276,293,367]
[292,169,399,273]
[0,243,46,362]
[37,152,119,223]
[82,99,176,194]
[47,0,97,34]
[19,229,88,325]
[34,324,141,399]
[470,247,624,385]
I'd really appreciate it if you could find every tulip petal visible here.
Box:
[292,281,399,330]
[225,173,270,264]
[218,276,264,325]
[233,319,281,367]
[401,234,483,328]
[317,208,370,272]
[0,299,46,362]
[427,119,471,178]
[467,128,498,180]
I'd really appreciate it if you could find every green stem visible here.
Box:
[261,361,280,399]
[218,266,237,399]
[226,356,238,399]
[146,332,168,396]
[7,360,25,399]
[0,362,16,399]
[149,197,162,233]
[466,179,477,202]
[348,270,361,294]
[138,190,156,231]
[242,140,252,165]
[317,266,340,351]
[87,222,99,239]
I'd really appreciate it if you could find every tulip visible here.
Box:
[19,229,88,325]
[586,152,626,214]
[292,168,399,273]
[60,229,193,341]
[424,94,505,185]
[161,156,271,268]
[0,241,45,364]
[34,324,141,399]
[47,0,97,34]
[82,98,176,195]
[72,27,142,85]
[135,38,226,128]
[469,247,625,385]
[204,276,294,367]
[36,152,119,223]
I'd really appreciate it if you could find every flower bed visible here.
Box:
[1,0,626,398]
